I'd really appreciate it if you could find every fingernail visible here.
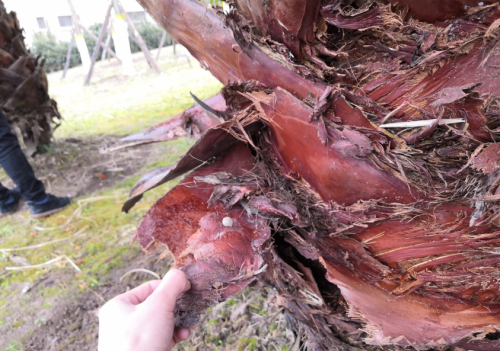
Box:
[164,269,191,292]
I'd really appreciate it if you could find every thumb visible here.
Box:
[146,268,191,311]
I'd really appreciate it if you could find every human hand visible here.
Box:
[98,269,191,351]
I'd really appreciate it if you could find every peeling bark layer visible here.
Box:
[122,94,225,144]
[129,0,500,349]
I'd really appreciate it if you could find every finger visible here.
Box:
[114,280,162,305]
[173,327,191,344]
[146,269,191,311]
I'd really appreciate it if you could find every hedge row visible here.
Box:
[30,21,172,73]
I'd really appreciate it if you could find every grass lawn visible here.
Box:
[52,45,222,137]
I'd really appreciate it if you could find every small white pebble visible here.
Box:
[222,217,233,227]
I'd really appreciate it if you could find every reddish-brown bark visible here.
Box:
[118,93,226,147]
[127,0,500,349]
[390,0,499,22]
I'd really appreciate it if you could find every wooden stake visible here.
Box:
[156,31,167,61]
[172,40,191,67]
[111,1,135,75]
[101,26,112,61]
[67,0,91,71]
[67,0,82,36]
[118,1,161,73]
[61,31,75,80]
[81,26,121,63]
[84,4,113,86]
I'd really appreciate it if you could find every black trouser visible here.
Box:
[0,110,46,202]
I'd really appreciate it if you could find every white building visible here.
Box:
[3,0,152,48]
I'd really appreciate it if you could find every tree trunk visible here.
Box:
[126,0,500,349]
[0,1,61,155]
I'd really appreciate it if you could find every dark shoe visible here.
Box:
[28,194,71,219]
[0,188,21,217]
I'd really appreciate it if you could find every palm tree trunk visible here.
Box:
[127,0,500,349]
[0,2,61,155]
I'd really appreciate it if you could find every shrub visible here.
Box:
[129,20,172,53]
[30,32,81,73]
[84,23,103,58]
[30,21,171,73]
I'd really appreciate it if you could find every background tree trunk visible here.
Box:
[126,0,500,349]
[0,0,62,155]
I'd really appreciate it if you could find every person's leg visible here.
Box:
[0,110,70,218]
[0,183,20,215]
[0,182,10,202]
[0,110,46,202]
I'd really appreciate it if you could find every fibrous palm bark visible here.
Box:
[0,1,61,155]
[125,0,500,349]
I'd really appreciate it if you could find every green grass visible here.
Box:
[3,341,23,351]
[48,45,222,138]
[207,318,219,325]
[238,338,258,351]
[55,79,221,138]
[0,226,14,236]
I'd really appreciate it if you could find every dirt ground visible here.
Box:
[20,246,289,351]
[0,136,173,350]
[20,247,162,351]
[2,136,163,200]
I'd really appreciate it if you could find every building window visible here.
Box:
[127,11,146,23]
[58,16,73,28]
[37,17,46,29]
